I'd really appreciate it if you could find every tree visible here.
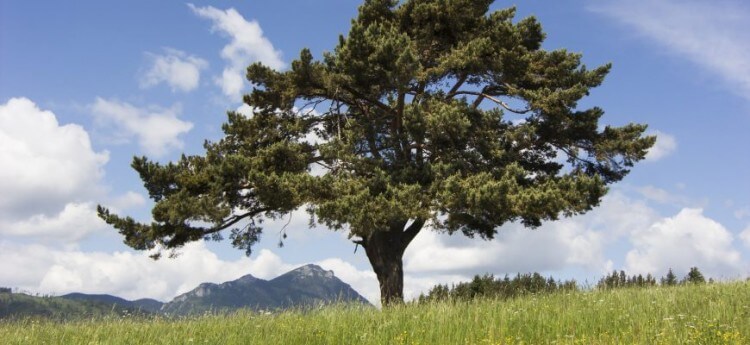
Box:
[98,0,654,305]
[683,267,706,284]
[661,268,678,286]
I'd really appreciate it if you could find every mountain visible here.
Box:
[161,264,370,315]
[0,291,153,320]
[1,264,370,319]
[61,293,164,313]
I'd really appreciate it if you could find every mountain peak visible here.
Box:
[160,264,369,315]
[289,264,334,279]
[235,273,259,284]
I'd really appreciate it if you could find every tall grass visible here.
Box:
[2,281,748,344]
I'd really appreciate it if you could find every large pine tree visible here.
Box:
[98,0,655,305]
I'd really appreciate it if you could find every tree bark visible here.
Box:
[362,219,425,306]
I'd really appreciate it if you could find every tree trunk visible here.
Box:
[361,219,425,306]
[364,230,405,306]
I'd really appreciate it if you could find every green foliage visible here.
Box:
[661,268,679,286]
[419,273,577,302]
[2,281,748,344]
[683,267,706,285]
[597,270,657,289]
[598,267,710,290]
[98,0,654,303]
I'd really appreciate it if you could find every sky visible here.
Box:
[1,0,749,306]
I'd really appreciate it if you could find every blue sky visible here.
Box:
[1,0,749,305]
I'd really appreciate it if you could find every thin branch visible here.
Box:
[447,73,468,96]
[471,94,485,109]
[201,209,270,235]
[341,85,393,115]
[449,91,531,114]
[550,143,596,167]
[396,91,409,160]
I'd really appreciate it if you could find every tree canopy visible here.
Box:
[99,0,655,305]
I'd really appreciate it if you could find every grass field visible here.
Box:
[2,281,748,344]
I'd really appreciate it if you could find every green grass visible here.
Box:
[2,282,749,344]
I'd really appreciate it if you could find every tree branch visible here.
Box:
[357,101,384,160]
[447,73,468,97]
[208,209,270,234]
[401,218,426,251]
[341,85,393,115]
[451,90,531,114]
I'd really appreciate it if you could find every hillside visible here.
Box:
[1,281,747,344]
[0,291,148,320]
[61,293,163,313]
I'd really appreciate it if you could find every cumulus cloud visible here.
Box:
[635,185,700,207]
[403,191,658,278]
[235,103,257,117]
[740,225,750,249]
[625,208,743,279]
[645,130,677,162]
[591,0,750,100]
[1,203,106,243]
[405,222,608,277]
[139,48,208,92]
[402,191,748,291]
[109,191,147,212]
[0,239,390,304]
[0,98,109,219]
[188,4,285,99]
[3,195,747,305]
[636,185,674,204]
[91,98,193,157]
[0,241,289,301]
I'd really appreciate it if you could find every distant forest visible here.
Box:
[419,267,718,302]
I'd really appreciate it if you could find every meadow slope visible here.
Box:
[1,281,748,344]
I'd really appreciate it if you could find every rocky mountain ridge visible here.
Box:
[1,264,369,319]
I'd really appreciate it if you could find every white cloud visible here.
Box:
[592,0,750,100]
[403,192,747,287]
[740,225,750,249]
[140,48,208,93]
[0,98,109,219]
[0,234,427,306]
[189,4,285,99]
[0,239,390,304]
[1,202,106,242]
[110,191,147,212]
[645,130,677,162]
[635,185,701,207]
[235,103,258,117]
[625,208,744,279]
[0,241,292,301]
[403,191,658,279]
[405,222,608,277]
[91,98,193,157]
[636,185,673,204]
